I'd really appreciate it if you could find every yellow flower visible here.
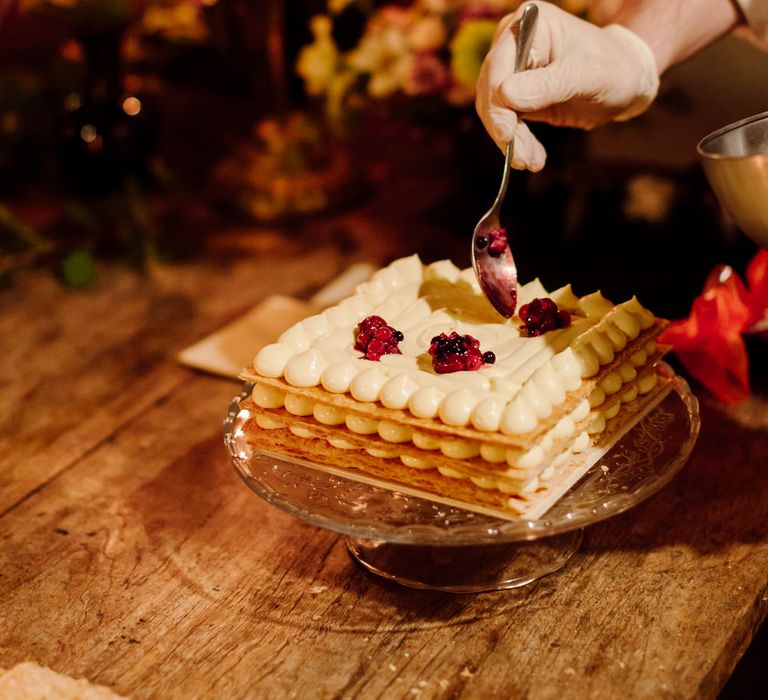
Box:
[328,0,356,14]
[296,15,341,96]
[449,19,497,90]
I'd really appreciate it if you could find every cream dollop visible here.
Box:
[439,389,476,426]
[409,387,443,419]
[254,343,291,378]
[321,362,357,393]
[380,374,418,410]
[284,349,327,387]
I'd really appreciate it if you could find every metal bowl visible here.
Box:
[698,110,768,247]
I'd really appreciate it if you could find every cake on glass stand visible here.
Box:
[225,363,699,592]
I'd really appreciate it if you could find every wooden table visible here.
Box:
[2,185,768,699]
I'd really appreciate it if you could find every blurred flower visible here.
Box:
[407,15,446,51]
[329,0,357,14]
[349,16,413,98]
[418,0,451,13]
[297,15,341,96]
[403,51,449,96]
[295,1,596,115]
[449,18,497,89]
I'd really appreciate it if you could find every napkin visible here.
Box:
[0,662,127,699]
[178,262,375,379]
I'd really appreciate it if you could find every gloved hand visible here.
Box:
[475,1,660,171]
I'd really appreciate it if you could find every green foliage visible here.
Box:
[60,247,96,288]
[0,166,187,288]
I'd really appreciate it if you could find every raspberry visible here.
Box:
[487,228,508,257]
[428,332,495,373]
[518,298,571,337]
[355,315,404,361]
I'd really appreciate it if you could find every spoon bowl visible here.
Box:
[471,145,518,317]
[472,2,538,318]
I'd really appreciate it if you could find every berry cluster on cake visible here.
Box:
[240,255,669,519]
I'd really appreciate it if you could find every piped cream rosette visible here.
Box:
[241,255,669,516]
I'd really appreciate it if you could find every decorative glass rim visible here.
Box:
[225,363,700,546]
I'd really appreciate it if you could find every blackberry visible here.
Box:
[428,332,495,374]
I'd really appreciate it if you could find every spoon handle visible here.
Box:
[514,3,538,74]
[494,3,539,210]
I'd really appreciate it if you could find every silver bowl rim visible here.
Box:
[697,109,768,161]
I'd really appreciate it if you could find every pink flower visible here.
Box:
[403,51,450,96]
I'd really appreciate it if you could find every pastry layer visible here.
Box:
[245,364,660,491]
[243,375,671,518]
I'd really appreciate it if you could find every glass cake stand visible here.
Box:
[224,363,699,592]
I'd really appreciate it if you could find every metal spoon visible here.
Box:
[472,2,538,318]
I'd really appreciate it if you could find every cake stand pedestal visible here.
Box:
[346,531,583,592]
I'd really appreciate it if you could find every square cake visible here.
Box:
[241,255,669,519]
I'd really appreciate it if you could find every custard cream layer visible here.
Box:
[253,255,657,435]
[252,358,659,480]
[251,370,659,494]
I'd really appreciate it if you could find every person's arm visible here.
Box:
[732,0,768,42]
[475,0,748,171]
[612,0,743,74]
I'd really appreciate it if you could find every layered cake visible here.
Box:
[241,255,669,519]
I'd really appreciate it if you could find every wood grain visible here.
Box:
[1,213,767,699]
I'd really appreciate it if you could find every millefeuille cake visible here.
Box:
[240,255,670,520]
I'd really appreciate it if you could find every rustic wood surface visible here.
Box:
[1,165,767,699]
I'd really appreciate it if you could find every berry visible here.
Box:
[354,315,404,361]
[518,298,571,337]
[428,332,495,373]
[487,228,508,257]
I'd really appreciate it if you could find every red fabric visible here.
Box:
[746,250,768,330]
[659,250,768,404]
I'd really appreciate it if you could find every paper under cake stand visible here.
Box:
[224,364,699,593]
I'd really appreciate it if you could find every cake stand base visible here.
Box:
[346,529,584,593]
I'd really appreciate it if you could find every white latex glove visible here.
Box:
[476,1,659,171]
